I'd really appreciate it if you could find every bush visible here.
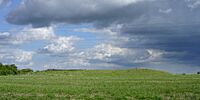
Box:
[18,69,34,74]
[0,63,18,75]
[0,70,15,75]
[197,72,200,74]
[182,73,186,75]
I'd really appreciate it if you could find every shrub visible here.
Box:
[0,70,16,75]
[0,64,18,75]
[197,72,200,74]
[18,69,34,74]
[182,73,186,75]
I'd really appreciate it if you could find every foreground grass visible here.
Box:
[0,69,200,100]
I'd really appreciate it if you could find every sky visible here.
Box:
[1,0,200,73]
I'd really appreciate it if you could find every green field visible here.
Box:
[0,69,200,100]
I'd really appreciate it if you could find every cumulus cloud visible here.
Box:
[0,49,34,66]
[85,44,168,65]
[12,27,55,44]
[13,49,34,63]
[39,36,80,54]
[0,27,55,45]
[0,32,10,38]
[0,27,82,68]
[48,43,168,68]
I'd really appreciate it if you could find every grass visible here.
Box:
[0,69,200,100]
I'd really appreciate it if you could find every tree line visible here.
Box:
[0,63,33,75]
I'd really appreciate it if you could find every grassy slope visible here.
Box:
[0,69,200,100]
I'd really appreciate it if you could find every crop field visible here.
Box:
[0,69,200,100]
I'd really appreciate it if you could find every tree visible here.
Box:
[0,63,18,75]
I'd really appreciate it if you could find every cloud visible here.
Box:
[0,27,55,45]
[85,44,168,65]
[39,36,80,54]
[6,0,149,27]
[48,43,168,68]
[0,32,11,45]
[13,49,34,63]
[0,27,82,68]
[0,32,10,38]
[187,0,200,9]
[159,8,172,14]
[8,0,200,27]
[12,27,55,44]
[0,49,34,66]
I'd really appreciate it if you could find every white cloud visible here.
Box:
[88,44,169,64]
[0,32,10,38]
[41,43,168,69]
[76,27,119,36]
[0,27,55,45]
[88,44,125,60]
[13,50,34,63]
[12,27,55,44]
[69,44,166,66]
[40,36,80,54]
[133,49,167,63]
[0,49,34,63]
[187,0,200,9]
[159,8,172,14]
[147,49,165,60]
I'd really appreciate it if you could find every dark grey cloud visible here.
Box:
[7,0,200,27]
[6,0,151,27]
[119,0,200,66]
[6,0,200,68]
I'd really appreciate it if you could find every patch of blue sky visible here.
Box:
[18,40,47,51]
